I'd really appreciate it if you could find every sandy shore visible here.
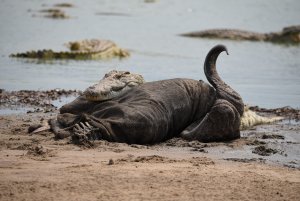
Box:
[0,90,299,200]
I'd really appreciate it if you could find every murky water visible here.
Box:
[0,0,300,108]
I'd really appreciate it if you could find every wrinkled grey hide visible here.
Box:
[53,45,244,144]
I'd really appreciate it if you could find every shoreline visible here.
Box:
[0,89,299,200]
[1,88,299,113]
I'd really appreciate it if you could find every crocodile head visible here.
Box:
[84,70,145,101]
[267,25,300,44]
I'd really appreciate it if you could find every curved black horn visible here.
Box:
[204,44,244,115]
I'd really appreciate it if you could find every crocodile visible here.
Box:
[240,106,283,130]
[181,25,300,44]
[44,45,266,144]
[29,70,281,138]
[39,8,69,19]
[10,39,130,60]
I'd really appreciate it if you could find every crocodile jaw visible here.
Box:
[83,70,145,101]
[84,85,133,101]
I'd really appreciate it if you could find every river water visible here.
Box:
[0,0,299,108]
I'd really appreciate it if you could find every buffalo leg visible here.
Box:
[180,99,241,142]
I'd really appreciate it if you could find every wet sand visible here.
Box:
[0,90,299,201]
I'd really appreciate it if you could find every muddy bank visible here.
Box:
[0,89,81,112]
[0,88,299,200]
[0,111,299,201]
[0,88,299,168]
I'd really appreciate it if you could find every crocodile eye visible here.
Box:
[124,71,130,74]
[114,74,122,79]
